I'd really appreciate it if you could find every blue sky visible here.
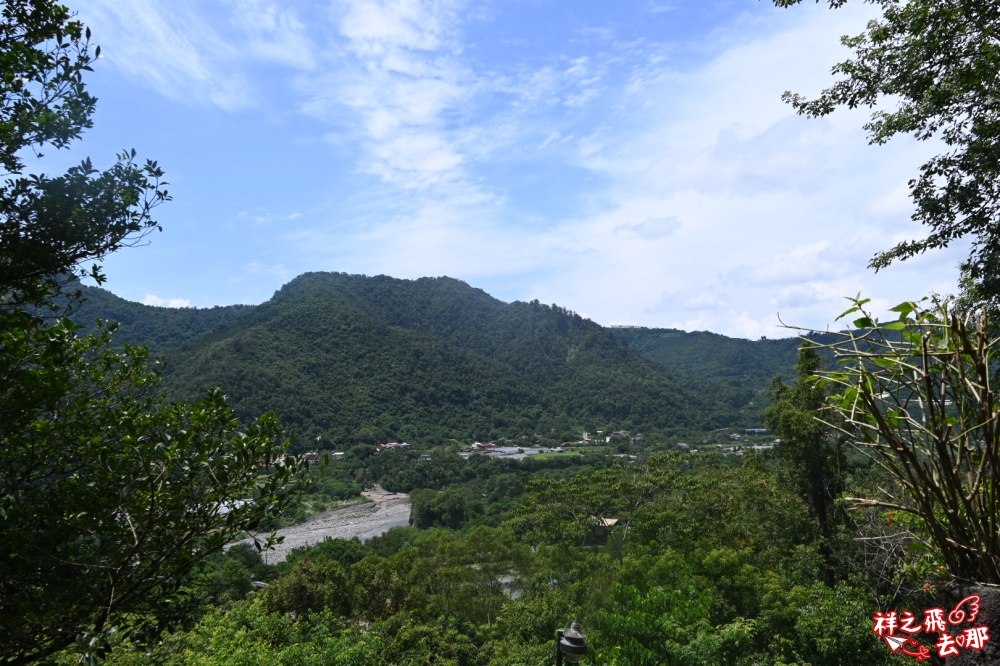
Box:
[56,0,967,338]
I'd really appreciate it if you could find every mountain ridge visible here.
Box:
[74,272,807,447]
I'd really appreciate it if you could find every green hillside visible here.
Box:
[612,326,839,389]
[611,326,799,382]
[74,272,808,447]
[74,285,253,350]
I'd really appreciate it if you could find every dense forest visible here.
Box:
[73,273,807,447]
[7,0,1000,664]
[50,276,953,665]
[80,451,907,666]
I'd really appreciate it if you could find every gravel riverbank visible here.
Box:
[236,492,411,563]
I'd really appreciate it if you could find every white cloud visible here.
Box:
[290,198,548,281]
[224,0,317,69]
[287,1,967,338]
[773,283,823,310]
[727,311,773,340]
[81,1,252,110]
[867,180,913,217]
[80,0,316,109]
[338,0,461,54]
[142,294,192,308]
[244,262,293,278]
[727,241,841,287]
[650,287,729,313]
[293,0,489,201]
[81,1,972,338]
[615,216,681,240]
[236,210,305,225]
[539,131,563,149]
[506,2,966,337]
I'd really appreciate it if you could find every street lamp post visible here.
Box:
[556,620,587,665]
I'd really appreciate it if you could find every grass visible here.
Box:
[532,451,583,461]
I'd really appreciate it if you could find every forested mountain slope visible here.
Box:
[611,326,839,386]
[76,272,808,446]
[73,285,253,350]
[612,327,800,383]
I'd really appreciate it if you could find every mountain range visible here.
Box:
[74,272,813,448]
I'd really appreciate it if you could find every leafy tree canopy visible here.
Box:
[0,3,310,663]
[0,0,168,310]
[776,0,1000,295]
[72,273,797,447]
[813,297,1000,584]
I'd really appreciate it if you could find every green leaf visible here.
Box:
[835,306,860,321]
[889,302,915,317]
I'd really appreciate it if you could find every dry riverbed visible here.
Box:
[235,487,411,563]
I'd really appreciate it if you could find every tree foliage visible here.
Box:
[0,1,168,310]
[776,0,1000,295]
[812,296,1000,584]
[70,273,800,448]
[98,454,898,666]
[0,320,307,662]
[765,345,845,584]
[0,3,310,662]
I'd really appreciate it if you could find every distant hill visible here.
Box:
[73,273,815,447]
[610,327,802,385]
[616,319,864,375]
[73,286,252,350]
